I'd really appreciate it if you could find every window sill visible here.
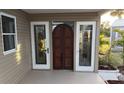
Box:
[3,49,16,55]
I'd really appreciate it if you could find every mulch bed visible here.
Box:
[118,66,124,72]
[106,80,124,84]
[99,64,117,70]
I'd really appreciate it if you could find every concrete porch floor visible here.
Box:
[19,70,105,84]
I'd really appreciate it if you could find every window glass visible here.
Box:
[2,15,15,33]
[79,25,92,66]
[34,25,47,64]
[3,35,15,51]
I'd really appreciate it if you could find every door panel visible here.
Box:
[53,24,73,70]
[53,27,63,69]
[76,22,96,71]
[63,26,73,69]
[31,22,50,69]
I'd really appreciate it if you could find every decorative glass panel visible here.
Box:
[2,15,15,33]
[3,35,15,51]
[79,25,92,66]
[34,25,46,64]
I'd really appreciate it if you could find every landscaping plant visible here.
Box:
[113,29,124,66]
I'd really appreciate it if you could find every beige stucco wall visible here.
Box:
[0,10,31,83]
[29,12,100,72]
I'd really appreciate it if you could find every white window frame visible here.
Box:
[0,12,17,55]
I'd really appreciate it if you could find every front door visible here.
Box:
[76,21,96,71]
[53,24,73,70]
[31,22,50,69]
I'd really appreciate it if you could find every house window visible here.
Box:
[0,13,17,55]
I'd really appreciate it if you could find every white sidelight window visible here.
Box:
[31,22,50,69]
[0,12,17,55]
[76,21,96,71]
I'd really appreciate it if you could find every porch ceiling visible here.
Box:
[22,9,106,14]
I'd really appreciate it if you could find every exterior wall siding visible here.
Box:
[0,10,100,84]
[29,12,100,72]
[0,9,31,83]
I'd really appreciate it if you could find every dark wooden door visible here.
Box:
[53,24,73,70]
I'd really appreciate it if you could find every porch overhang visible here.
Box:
[22,9,108,15]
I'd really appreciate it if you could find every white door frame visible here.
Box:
[76,21,96,71]
[31,21,50,69]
